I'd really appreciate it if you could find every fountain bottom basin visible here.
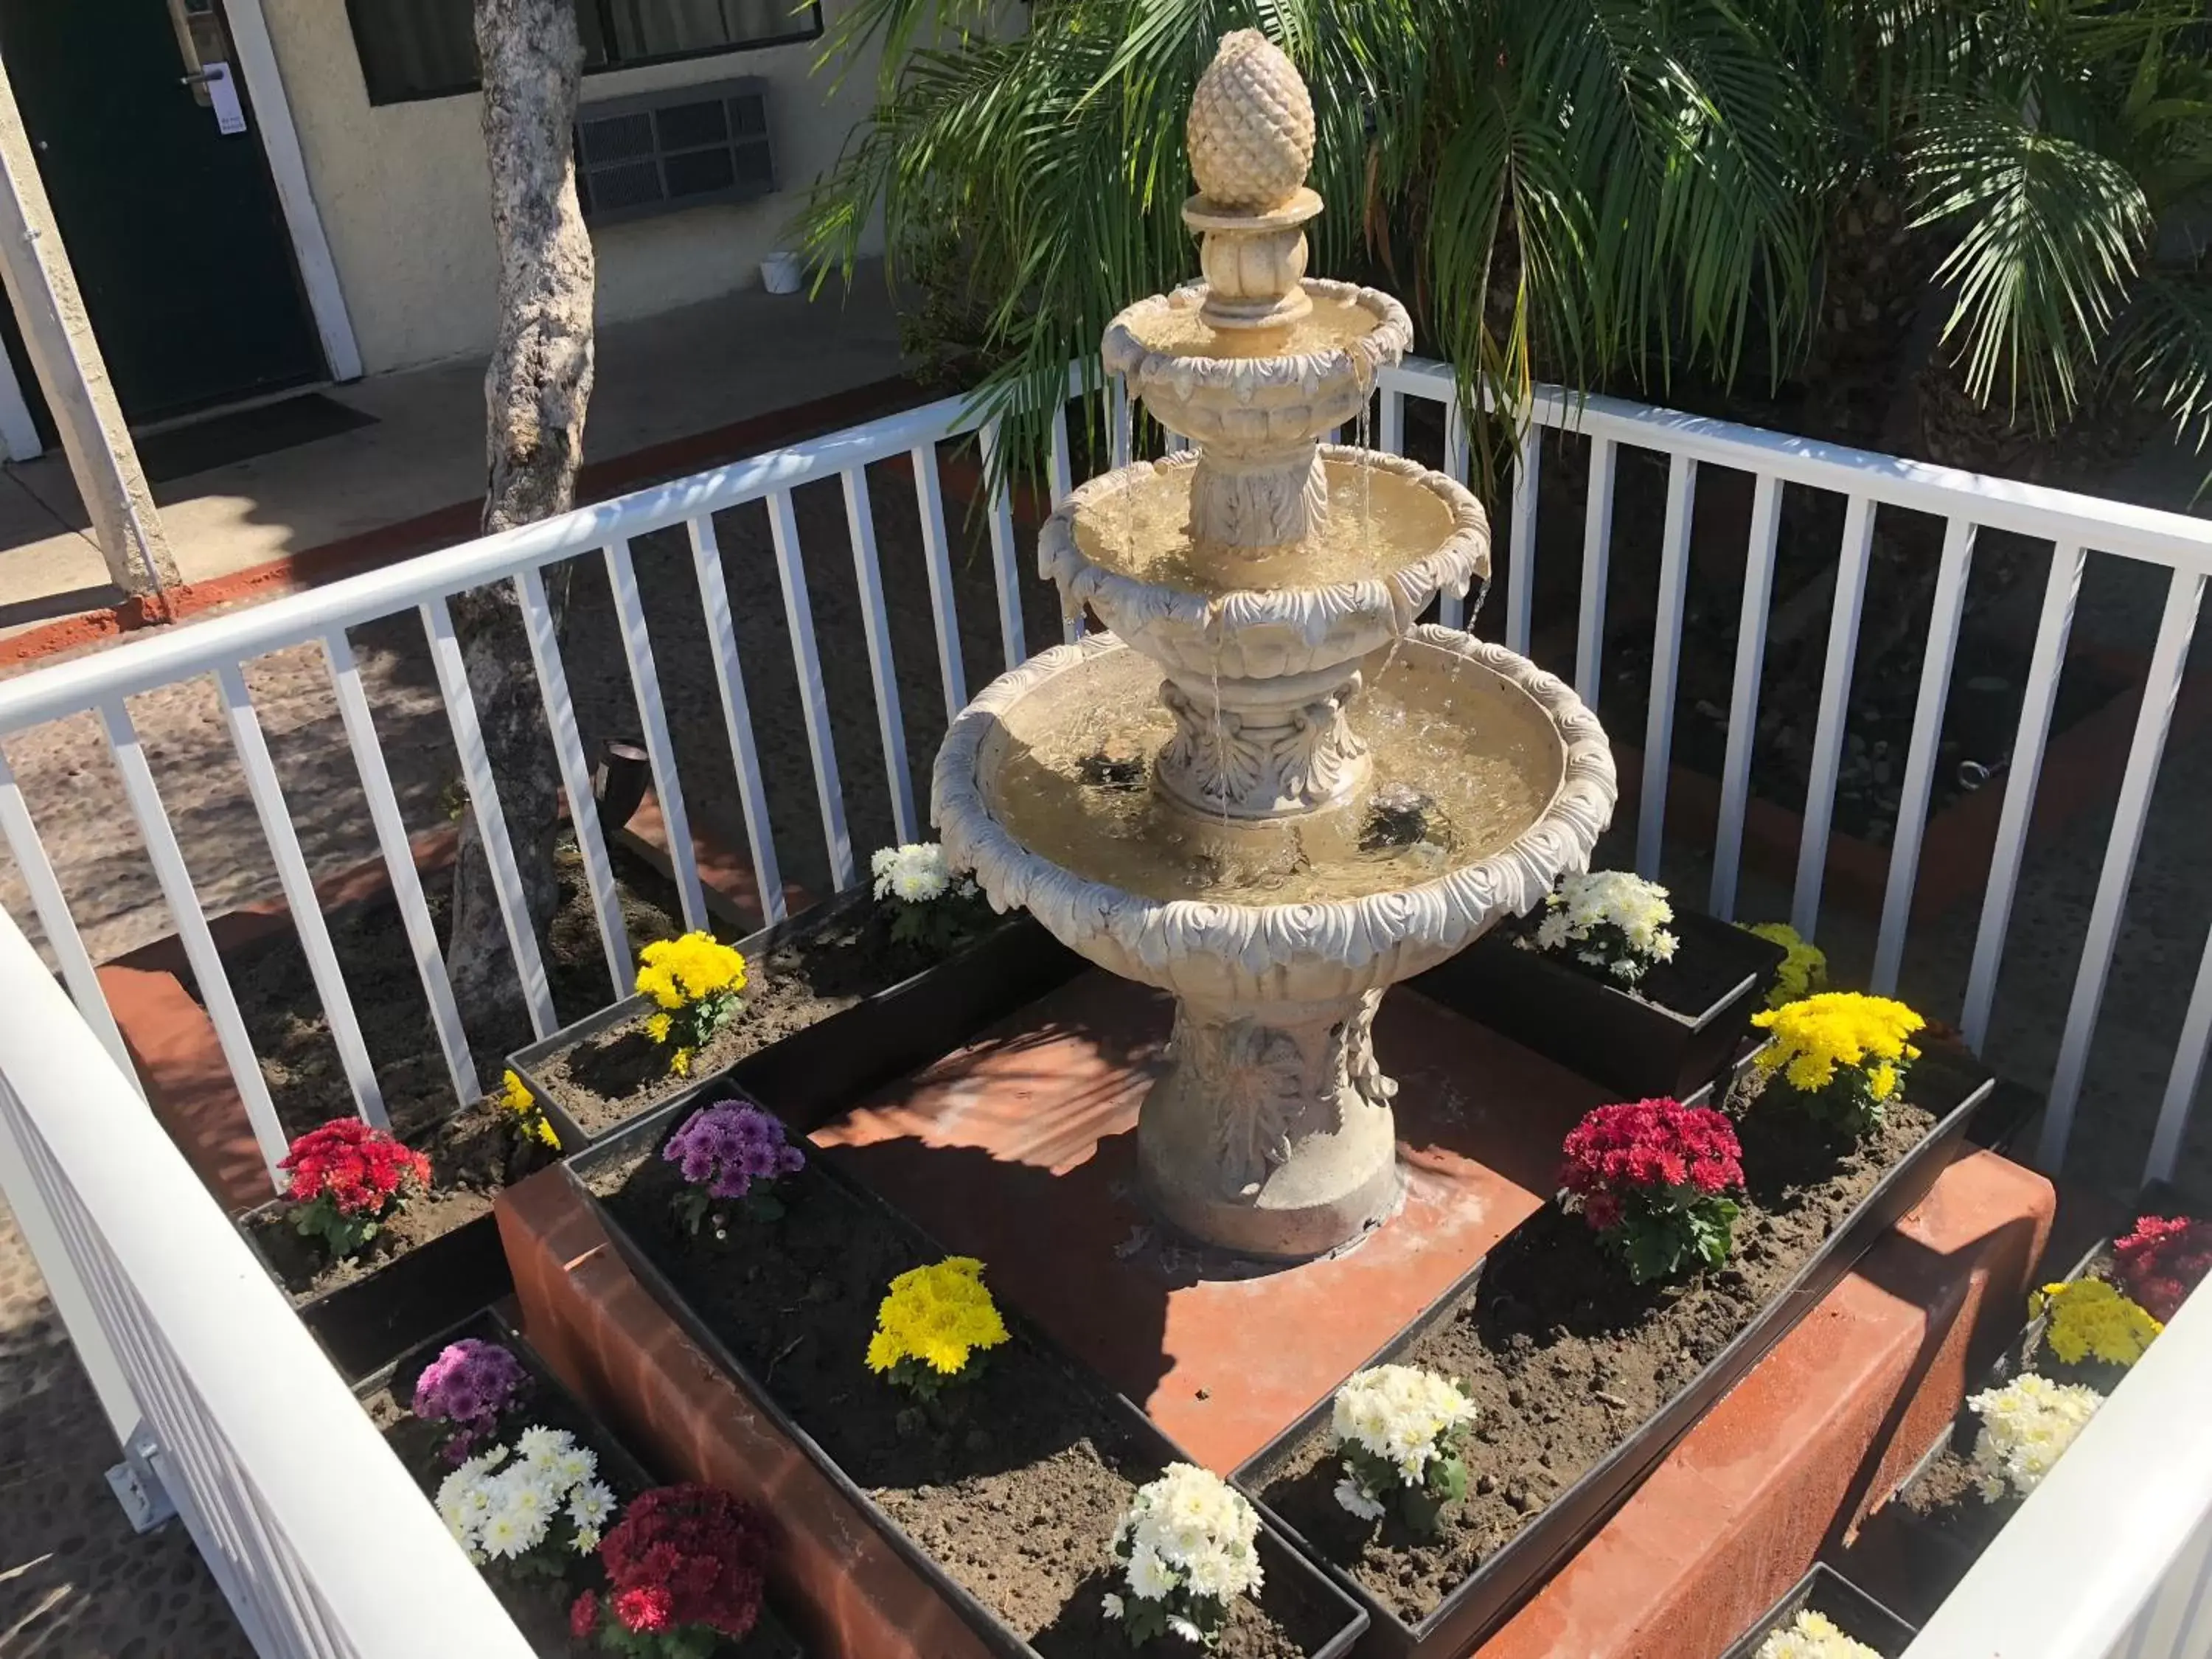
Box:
[937,629,1615,1258]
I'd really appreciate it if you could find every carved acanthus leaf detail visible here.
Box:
[1181,1015,1305,1196]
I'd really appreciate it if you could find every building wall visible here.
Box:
[258,0,884,376]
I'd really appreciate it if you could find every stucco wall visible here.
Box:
[259,0,883,375]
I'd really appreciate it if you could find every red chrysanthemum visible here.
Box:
[568,1590,599,1641]
[2113,1214,2212,1323]
[596,1484,768,1643]
[615,1585,673,1633]
[279,1119,431,1217]
[1559,1097,1745,1222]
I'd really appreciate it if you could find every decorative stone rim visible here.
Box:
[1103,278,1413,397]
[1038,447,1490,655]
[932,627,1618,981]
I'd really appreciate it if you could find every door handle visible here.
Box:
[180,61,248,136]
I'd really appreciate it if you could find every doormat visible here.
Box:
[137,393,377,483]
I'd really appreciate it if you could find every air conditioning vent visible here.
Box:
[575,79,774,225]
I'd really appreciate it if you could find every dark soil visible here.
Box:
[1897,1446,2015,1559]
[1256,1091,1939,1625]
[244,1166,504,1302]
[534,891,1005,1139]
[1501,910,1761,1022]
[591,1144,1346,1657]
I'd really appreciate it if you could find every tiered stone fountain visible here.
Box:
[934,32,1617,1259]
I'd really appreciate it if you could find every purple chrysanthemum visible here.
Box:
[411,1338,529,1461]
[662,1099,805,1201]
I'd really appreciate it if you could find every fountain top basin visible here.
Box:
[933,627,1616,1007]
[1040,448,1489,684]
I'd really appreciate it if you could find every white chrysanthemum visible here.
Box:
[1537,872,1679,977]
[1334,1477,1387,1521]
[871,842,952,905]
[515,1425,570,1466]
[568,1480,617,1528]
[1968,1374,2101,1501]
[1127,1544,1178,1601]
[1331,1365,1478,1487]
[479,1511,529,1559]
[1166,1614,1206,1644]
[1113,1462,1265,1625]
[1754,1608,1880,1659]
[1100,1592,1125,1621]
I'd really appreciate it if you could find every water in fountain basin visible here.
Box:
[1071,458,1455,594]
[982,645,1562,906]
[1127,290,1380,361]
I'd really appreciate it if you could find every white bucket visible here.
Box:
[759,251,804,295]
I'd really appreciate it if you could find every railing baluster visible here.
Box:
[1049,403,1082,644]
[2150,926,2212,1186]
[979,420,1027,670]
[213,662,386,1128]
[97,696,291,1172]
[841,466,918,844]
[321,628,479,1105]
[685,515,785,929]
[908,442,969,724]
[1789,493,1877,939]
[1379,385,1405,456]
[602,539,708,934]
[1635,454,1699,879]
[420,596,558,1040]
[1505,423,1540,655]
[766,487,855,891]
[1962,544,2086,1049]
[514,568,630,995]
[1871,518,1977,994]
[1110,376,1132,470]
[2041,567,2207,1170]
[1709,473,1784,921]
[1440,400,1472,628]
[1574,436,1617,708]
[0,742,136,1085]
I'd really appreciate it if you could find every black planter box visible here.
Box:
[570,1104,1370,1659]
[357,1307,805,1659]
[240,1203,512,1384]
[1231,1050,1997,1659]
[1414,908,1786,1102]
[509,889,1083,1150]
[1720,1564,1916,1659]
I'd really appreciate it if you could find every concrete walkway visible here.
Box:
[0,270,913,645]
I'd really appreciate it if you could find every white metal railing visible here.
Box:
[1904,1272,2212,1659]
[1,361,2211,1653]
[7,357,2204,1186]
[0,904,532,1658]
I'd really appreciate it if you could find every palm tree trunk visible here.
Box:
[444,0,596,1046]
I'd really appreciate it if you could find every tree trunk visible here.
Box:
[444,0,596,1047]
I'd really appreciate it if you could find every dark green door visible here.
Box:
[0,0,325,425]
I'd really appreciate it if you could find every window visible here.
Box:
[344,0,822,105]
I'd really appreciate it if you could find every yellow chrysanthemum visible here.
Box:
[634,931,747,1007]
[1743,922,1828,1010]
[643,1012,672,1044]
[866,1256,1010,1379]
[2033,1277,2163,1368]
[669,1047,694,1077]
[498,1068,535,1116]
[1752,992,1924,1092]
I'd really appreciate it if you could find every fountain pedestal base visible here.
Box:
[1137,988,1404,1259]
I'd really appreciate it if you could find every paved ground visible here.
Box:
[0,389,2207,1653]
[0,1197,252,1659]
[0,271,908,636]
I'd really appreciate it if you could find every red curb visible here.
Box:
[0,374,929,671]
[1479,1147,2054,1659]
[96,964,274,1214]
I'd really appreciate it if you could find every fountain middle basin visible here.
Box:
[934,627,1615,1259]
